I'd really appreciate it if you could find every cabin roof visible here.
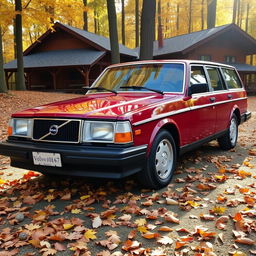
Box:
[4,49,105,70]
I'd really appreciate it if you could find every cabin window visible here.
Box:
[199,55,211,61]
[225,56,236,63]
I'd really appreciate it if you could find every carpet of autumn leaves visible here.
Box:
[0,91,255,256]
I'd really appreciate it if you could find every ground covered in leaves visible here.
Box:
[0,91,255,256]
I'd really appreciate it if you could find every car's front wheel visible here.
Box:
[138,130,177,189]
[218,114,238,150]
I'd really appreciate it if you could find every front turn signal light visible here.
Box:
[114,132,133,143]
[8,126,13,136]
[114,122,133,144]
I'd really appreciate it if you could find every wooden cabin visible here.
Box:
[153,23,256,93]
[4,22,137,92]
[4,23,256,93]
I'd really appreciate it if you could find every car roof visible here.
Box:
[108,59,235,69]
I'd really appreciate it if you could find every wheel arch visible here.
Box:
[147,118,180,155]
[232,106,241,125]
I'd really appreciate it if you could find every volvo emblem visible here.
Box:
[49,125,59,136]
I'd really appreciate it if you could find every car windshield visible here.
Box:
[90,63,184,93]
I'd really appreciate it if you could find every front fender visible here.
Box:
[147,118,180,155]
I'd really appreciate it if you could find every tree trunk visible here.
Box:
[121,0,125,45]
[207,0,217,29]
[201,0,205,30]
[245,3,249,32]
[135,0,139,47]
[140,0,156,60]
[176,3,180,34]
[188,0,192,33]
[94,4,98,34]
[83,0,88,31]
[0,26,8,93]
[107,0,120,64]
[157,0,163,48]
[237,0,240,25]
[15,0,26,90]
[233,0,237,24]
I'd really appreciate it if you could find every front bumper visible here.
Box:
[241,111,251,124]
[0,140,147,179]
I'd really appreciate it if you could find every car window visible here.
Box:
[92,63,184,93]
[222,68,242,89]
[206,67,225,91]
[189,66,209,94]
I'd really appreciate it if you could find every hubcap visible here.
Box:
[229,117,237,145]
[155,139,173,180]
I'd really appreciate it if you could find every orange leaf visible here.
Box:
[235,238,255,245]
[128,229,137,239]
[233,212,243,222]
[239,188,249,194]
[158,226,173,232]
[175,241,187,249]
[142,232,160,239]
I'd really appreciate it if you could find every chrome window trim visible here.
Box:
[32,118,82,144]
[133,97,247,126]
[11,118,34,138]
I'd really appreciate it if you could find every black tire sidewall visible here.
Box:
[146,130,177,188]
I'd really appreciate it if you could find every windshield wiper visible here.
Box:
[83,87,117,95]
[120,86,164,95]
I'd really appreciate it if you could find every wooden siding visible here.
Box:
[31,29,95,53]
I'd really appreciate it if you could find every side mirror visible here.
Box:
[188,83,209,96]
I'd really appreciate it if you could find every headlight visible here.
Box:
[82,121,133,143]
[8,118,33,137]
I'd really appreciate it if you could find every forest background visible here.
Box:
[1,0,256,64]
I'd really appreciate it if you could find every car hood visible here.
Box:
[12,93,181,119]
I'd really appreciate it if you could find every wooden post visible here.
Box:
[5,72,9,90]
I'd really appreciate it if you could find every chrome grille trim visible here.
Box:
[32,118,82,144]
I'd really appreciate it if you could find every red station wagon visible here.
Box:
[0,60,251,188]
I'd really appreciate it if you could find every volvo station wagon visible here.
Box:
[0,60,251,188]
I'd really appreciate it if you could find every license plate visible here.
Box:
[32,152,62,167]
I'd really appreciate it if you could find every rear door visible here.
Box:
[185,65,216,144]
[205,66,229,133]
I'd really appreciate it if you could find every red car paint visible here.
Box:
[11,60,248,152]
[1,60,251,188]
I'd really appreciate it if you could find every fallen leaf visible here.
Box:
[92,216,102,228]
[142,232,160,239]
[71,209,81,214]
[235,238,255,245]
[84,229,97,240]
[63,224,74,230]
[157,236,173,245]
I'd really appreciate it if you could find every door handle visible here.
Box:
[210,97,216,102]
[227,94,232,99]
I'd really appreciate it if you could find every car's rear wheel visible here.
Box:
[218,114,238,150]
[138,130,177,189]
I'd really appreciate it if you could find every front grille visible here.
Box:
[33,119,81,143]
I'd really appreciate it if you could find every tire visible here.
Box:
[218,114,238,150]
[138,130,177,189]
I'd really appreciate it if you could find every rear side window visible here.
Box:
[222,68,242,89]
[206,67,225,91]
